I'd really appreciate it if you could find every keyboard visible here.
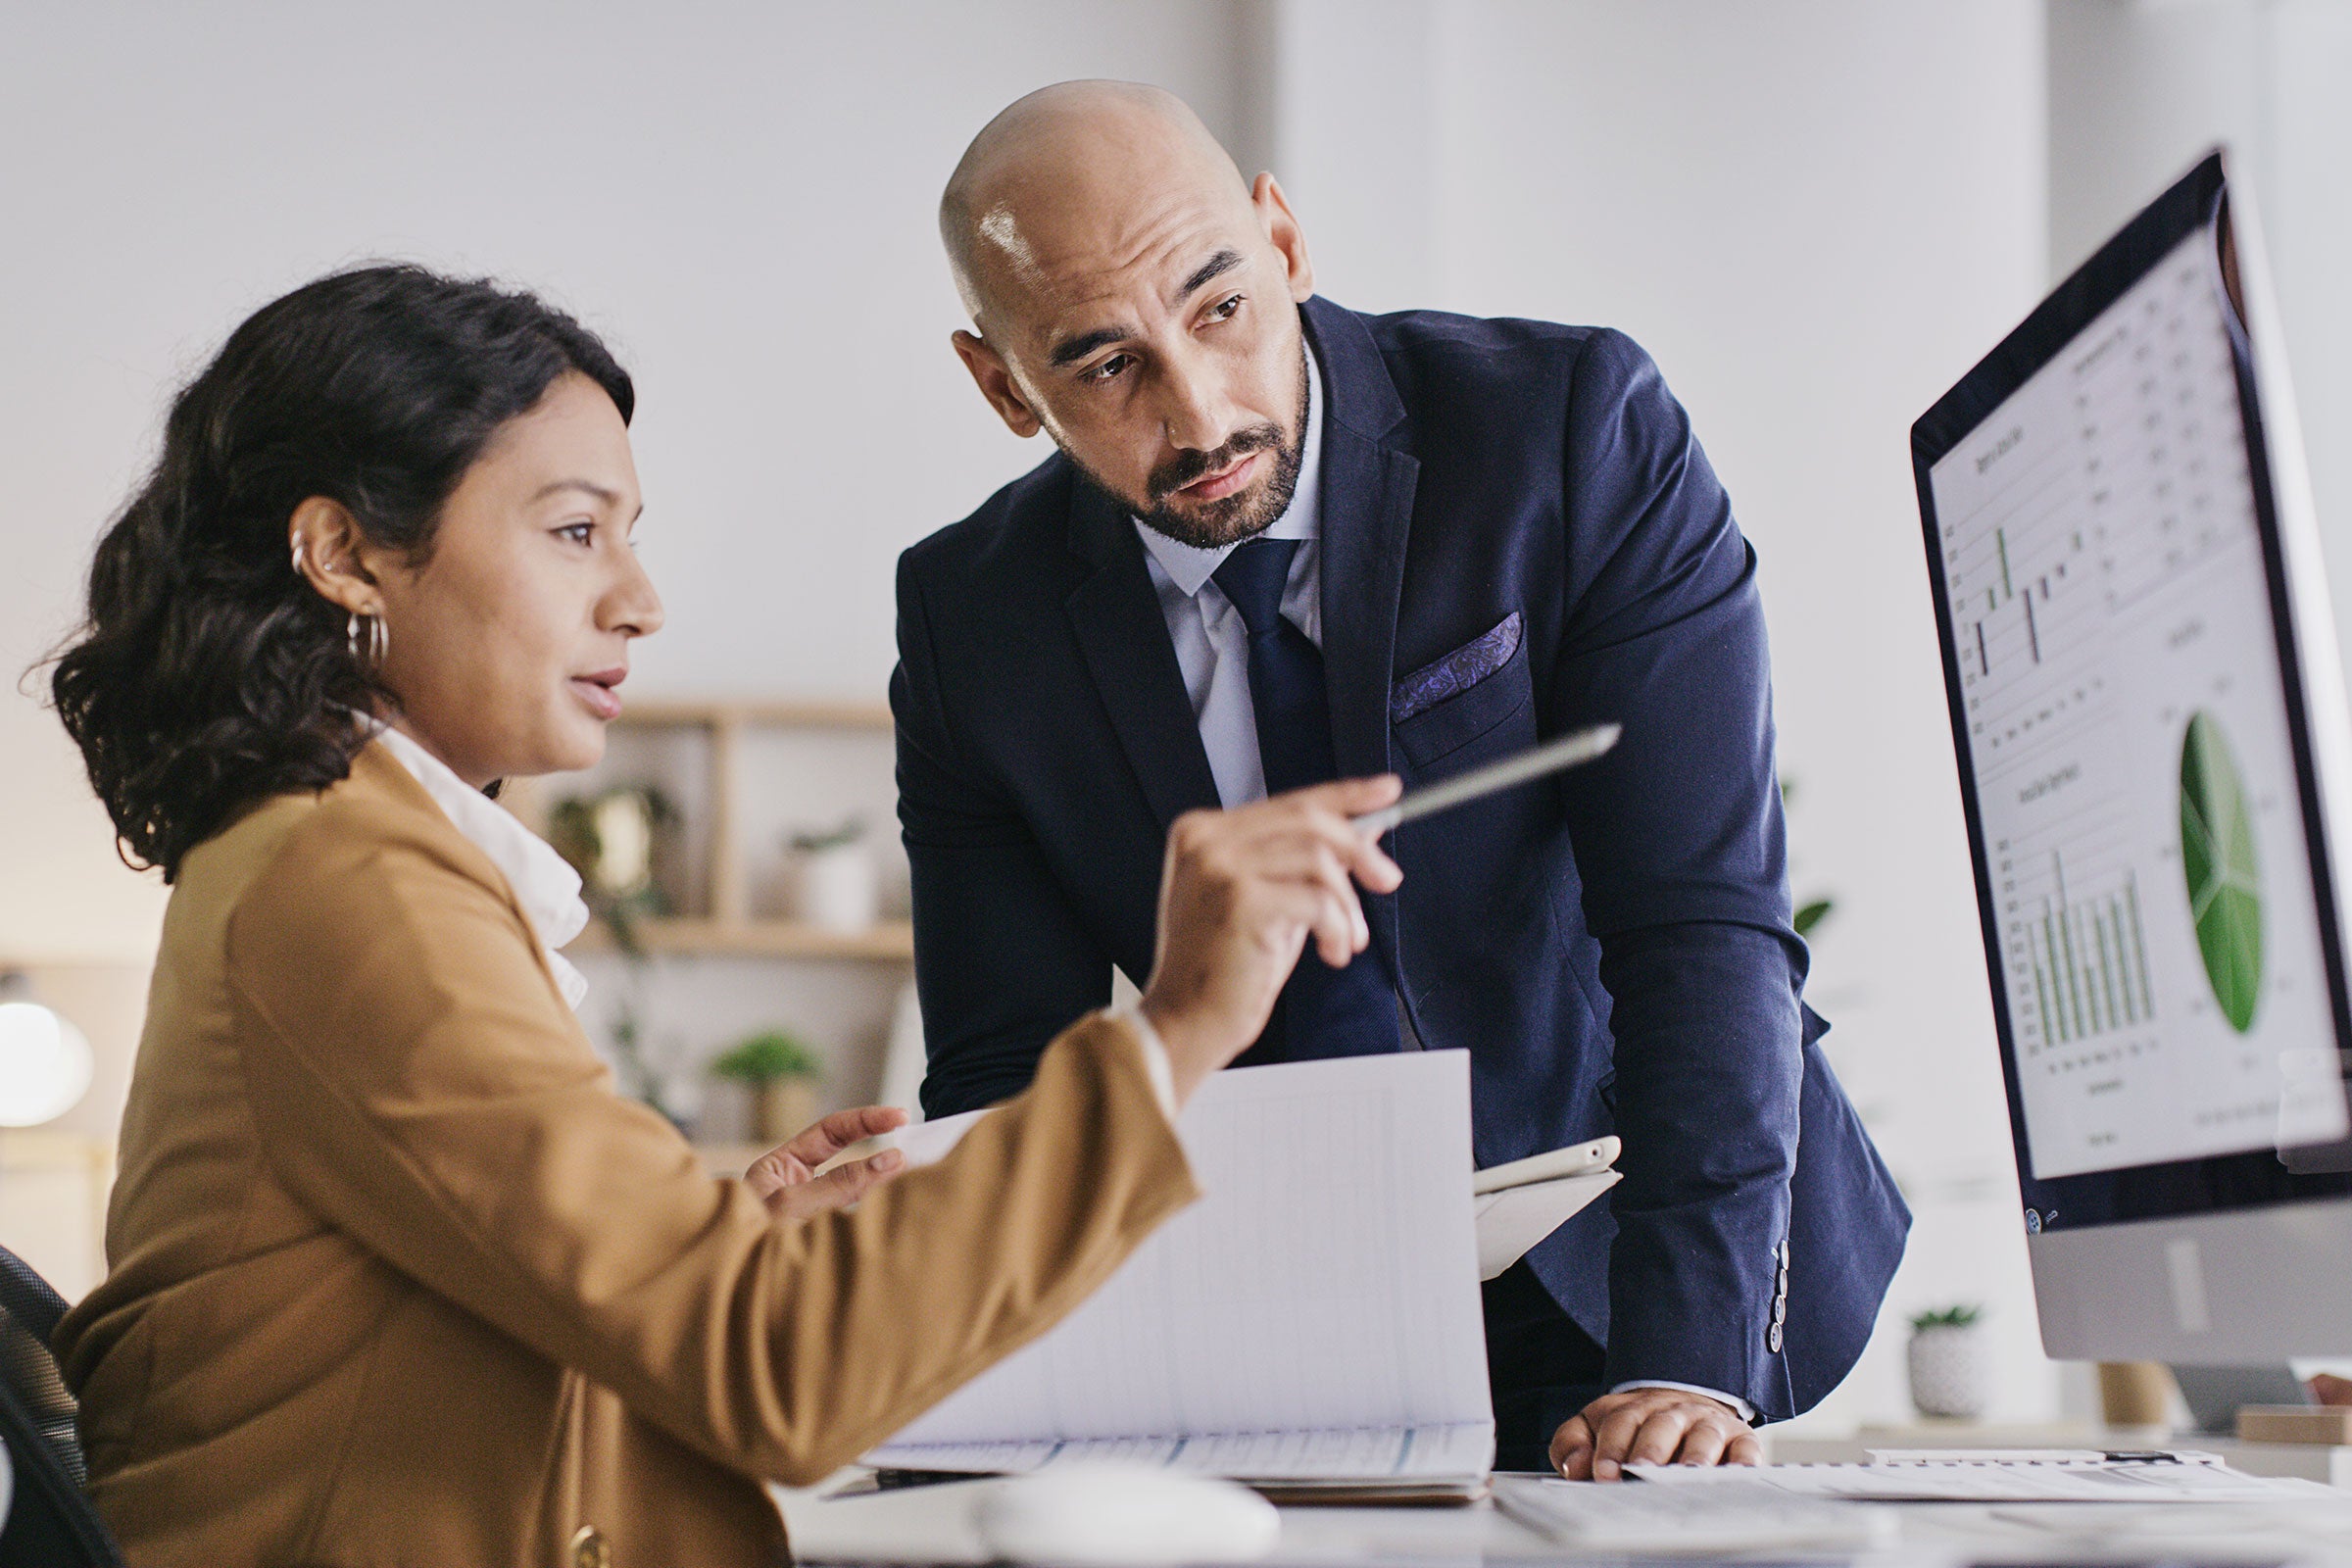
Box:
[1493,1473,1901,1554]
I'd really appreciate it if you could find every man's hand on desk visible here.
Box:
[1140,776,1405,1106]
[1549,1388,1760,1481]
[746,1105,910,1222]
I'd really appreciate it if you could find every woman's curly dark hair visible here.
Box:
[47,264,633,881]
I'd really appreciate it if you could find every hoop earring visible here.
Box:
[347,612,388,669]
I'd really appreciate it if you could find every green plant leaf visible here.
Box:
[789,814,867,853]
[1794,898,1834,938]
[711,1030,822,1085]
[1908,1303,1984,1331]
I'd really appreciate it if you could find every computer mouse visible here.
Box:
[971,1462,1281,1567]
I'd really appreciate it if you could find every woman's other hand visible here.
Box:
[1140,775,1405,1104]
[745,1105,909,1222]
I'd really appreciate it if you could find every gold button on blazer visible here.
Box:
[54,743,1199,1567]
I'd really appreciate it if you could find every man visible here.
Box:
[892,80,1908,1477]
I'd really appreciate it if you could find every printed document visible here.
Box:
[862,1052,1495,1484]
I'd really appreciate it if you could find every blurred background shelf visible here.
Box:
[570,915,915,961]
[612,699,893,732]
[508,696,923,1142]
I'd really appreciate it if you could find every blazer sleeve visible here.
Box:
[223,813,1197,1487]
[1547,329,1805,1415]
[893,552,1118,1115]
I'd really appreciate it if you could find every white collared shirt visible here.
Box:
[1134,342,1327,809]
[371,725,592,1011]
[1127,339,1755,1425]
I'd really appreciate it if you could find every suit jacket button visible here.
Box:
[1767,1322,1785,1353]
[570,1524,611,1568]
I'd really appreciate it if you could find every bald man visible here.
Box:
[891,81,1909,1477]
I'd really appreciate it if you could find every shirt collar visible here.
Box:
[369,724,592,1009]
[1133,337,1325,599]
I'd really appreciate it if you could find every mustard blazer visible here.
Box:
[53,743,1198,1567]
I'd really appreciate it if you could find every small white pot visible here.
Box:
[793,842,879,934]
[1907,1324,1992,1420]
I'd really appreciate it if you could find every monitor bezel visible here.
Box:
[1910,149,2352,1232]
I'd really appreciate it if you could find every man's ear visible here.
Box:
[952,330,1044,439]
[287,496,386,618]
[1253,173,1316,304]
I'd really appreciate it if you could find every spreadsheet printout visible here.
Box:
[863,1052,1493,1472]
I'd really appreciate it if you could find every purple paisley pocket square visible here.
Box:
[1389,612,1523,724]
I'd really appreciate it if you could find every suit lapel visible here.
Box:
[1063,479,1224,835]
[1303,298,1418,971]
[1317,425,1416,784]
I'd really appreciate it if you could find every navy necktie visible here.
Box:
[1210,537,1398,1062]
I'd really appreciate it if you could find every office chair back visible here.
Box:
[0,1244,122,1566]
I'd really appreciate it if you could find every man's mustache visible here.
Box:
[1148,423,1285,503]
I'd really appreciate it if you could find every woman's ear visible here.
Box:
[287,497,384,617]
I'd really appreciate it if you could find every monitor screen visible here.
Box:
[1914,153,2352,1232]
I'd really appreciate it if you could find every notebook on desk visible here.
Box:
[858,1052,1612,1498]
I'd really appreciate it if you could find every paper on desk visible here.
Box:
[862,1052,1494,1482]
[1628,1454,2333,1502]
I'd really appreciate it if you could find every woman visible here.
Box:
[45,265,1401,1567]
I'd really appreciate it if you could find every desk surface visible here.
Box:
[779,1471,2352,1565]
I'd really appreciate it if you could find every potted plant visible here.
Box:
[712,1029,824,1144]
[786,816,878,935]
[1907,1303,1991,1420]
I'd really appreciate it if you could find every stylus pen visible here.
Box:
[1349,723,1623,835]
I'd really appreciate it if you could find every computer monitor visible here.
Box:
[1913,148,2352,1362]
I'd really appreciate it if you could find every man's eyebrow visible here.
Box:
[1048,325,1134,369]
[528,478,624,506]
[1043,251,1250,370]
[1176,249,1245,303]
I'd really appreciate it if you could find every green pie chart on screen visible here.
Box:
[2180,710,2264,1033]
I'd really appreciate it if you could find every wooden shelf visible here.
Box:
[568,916,914,961]
[614,698,892,731]
[521,699,907,971]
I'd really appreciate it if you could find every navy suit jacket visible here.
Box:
[891,297,1908,1422]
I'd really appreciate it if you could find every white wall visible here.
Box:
[0,0,1256,964]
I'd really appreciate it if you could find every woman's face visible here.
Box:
[368,372,662,786]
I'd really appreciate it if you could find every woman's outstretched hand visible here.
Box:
[745,1105,910,1222]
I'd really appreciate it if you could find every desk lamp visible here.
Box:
[0,973,94,1128]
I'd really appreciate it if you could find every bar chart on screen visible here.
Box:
[1945,456,2110,765]
[2009,851,2156,1049]
[1994,785,2162,1072]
